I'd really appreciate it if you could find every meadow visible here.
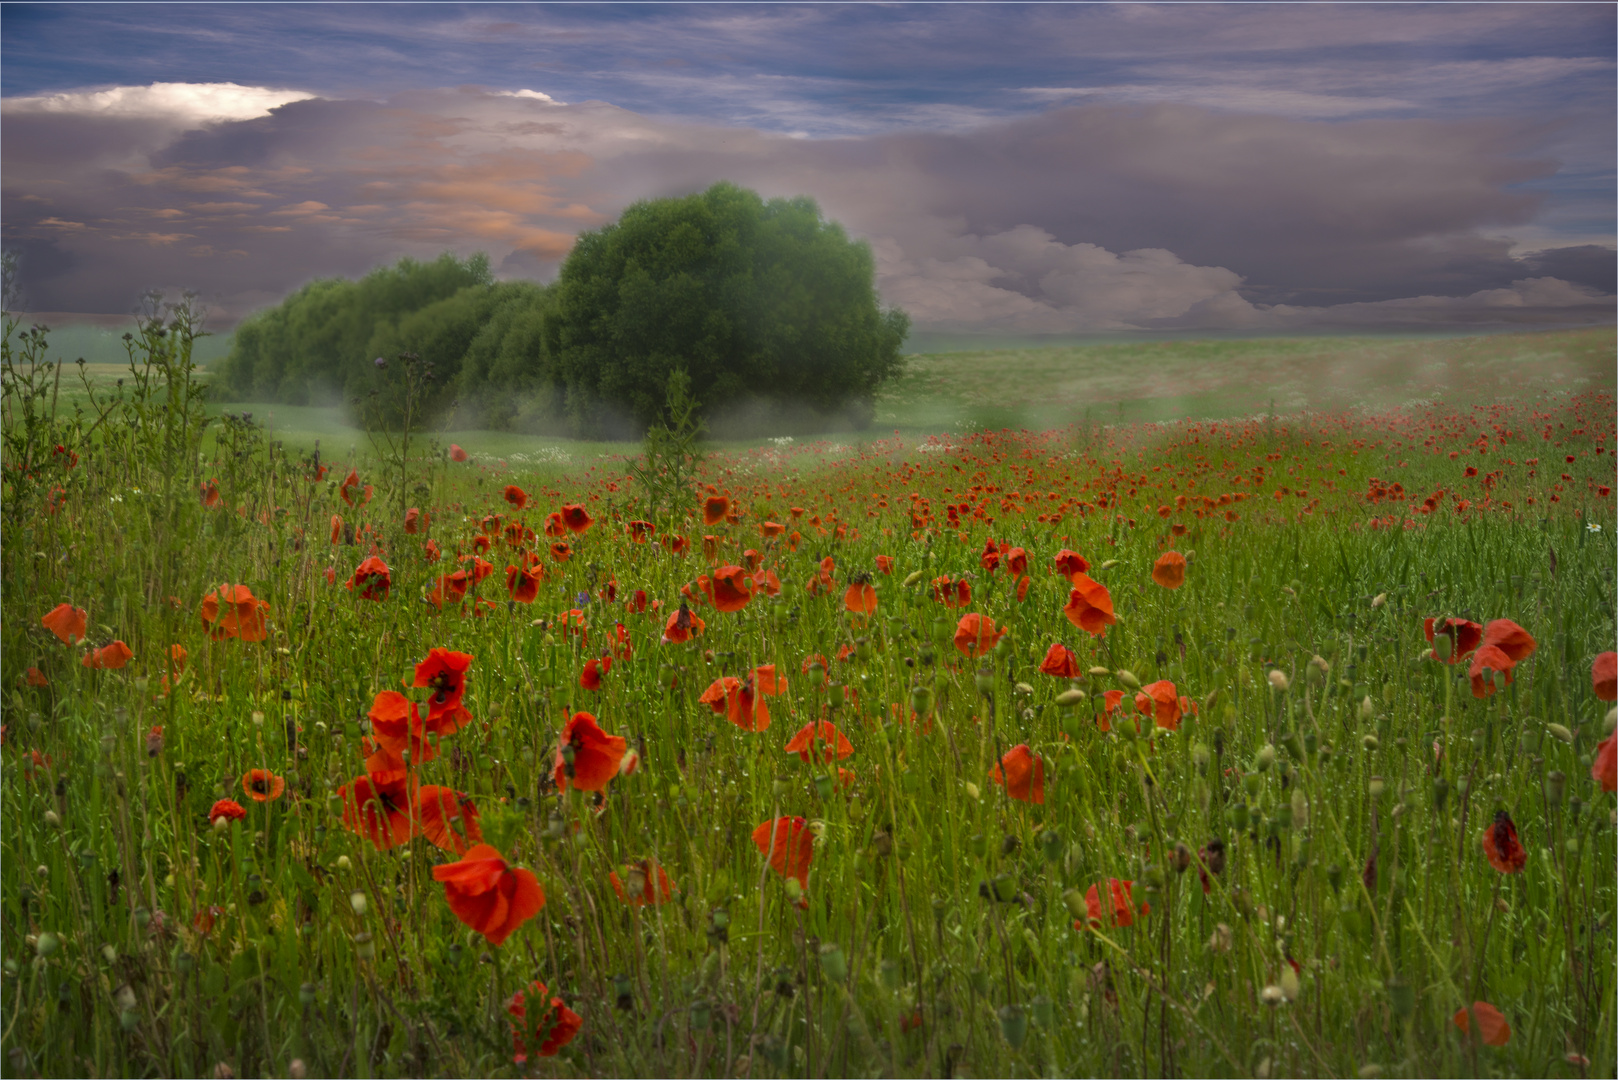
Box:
[3,307,1615,1079]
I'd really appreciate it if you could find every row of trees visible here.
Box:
[214,183,909,438]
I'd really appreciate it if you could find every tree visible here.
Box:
[541,182,909,438]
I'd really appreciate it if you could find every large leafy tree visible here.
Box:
[542,182,909,437]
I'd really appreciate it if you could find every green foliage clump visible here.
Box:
[543,181,910,439]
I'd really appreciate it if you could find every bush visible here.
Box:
[542,182,909,439]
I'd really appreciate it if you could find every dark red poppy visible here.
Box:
[200,478,222,508]
[875,554,894,574]
[209,798,247,825]
[1481,619,1536,664]
[549,541,572,563]
[1467,644,1517,699]
[427,570,470,610]
[82,640,134,670]
[703,495,730,526]
[560,504,593,534]
[1054,549,1090,578]
[709,565,753,613]
[1593,732,1616,793]
[579,657,611,691]
[1481,810,1526,873]
[433,843,545,946]
[340,769,418,850]
[1594,652,1618,702]
[627,520,655,543]
[404,507,425,533]
[339,468,372,507]
[1134,680,1183,730]
[844,580,878,615]
[449,444,468,462]
[413,649,474,735]
[610,860,677,906]
[346,556,391,601]
[199,584,269,642]
[367,690,439,765]
[1453,1002,1511,1047]
[1079,879,1148,929]
[931,575,971,607]
[553,711,627,792]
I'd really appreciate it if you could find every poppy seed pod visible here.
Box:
[1545,770,1567,806]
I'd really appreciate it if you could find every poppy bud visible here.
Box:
[910,685,935,718]
[813,774,834,800]
[974,666,996,695]
[299,982,318,1005]
[1243,771,1263,797]
[1039,829,1065,863]
[1227,802,1250,830]
[1326,863,1343,892]
[1260,984,1284,1007]
[1368,776,1386,800]
[1116,669,1141,690]
[1062,887,1088,920]
[349,891,367,916]
[1100,559,1119,571]
[1256,744,1277,772]
[818,943,848,982]
[1547,723,1574,745]
[1545,769,1567,806]
[1371,592,1387,609]
[1362,734,1380,751]
[1307,655,1329,684]
[1055,688,1086,708]
[784,878,803,902]
[336,855,351,871]
[1280,732,1304,762]
[353,931,374,960]
[998,1004,1028,1049]
[36,932,59,957]
[1433,777,1450,811]
[43,809,59,828]
[902,570,924,588]
[1279,965,1301,1002]
[1191,743,1210,773]
[1358,696,1375,723]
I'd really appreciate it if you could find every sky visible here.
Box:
[2,3,1614,334]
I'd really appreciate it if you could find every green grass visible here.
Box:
[3,317,1616,1078]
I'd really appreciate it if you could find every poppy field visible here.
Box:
[3,310,1617,1079]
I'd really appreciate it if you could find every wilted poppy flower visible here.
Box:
[1134,680,1183,730]
[1594,652,1618,702]
[503,485,528,509]
[449,444,468,462]
[610,859,678,906]
[990,744,1045,804]
[1593,732,1616,793]
[1097,689,1126,733]
[560,503,593,534]
[145,725,164,756]
[931,575,971,607]
[1064,574,1116,637]
[1453,1001,1511,1046]
[784,720,854,764]
[1481,810,1526,873]
[844,580,878,615]
[1467,644,1517,699]
[953,612,1004,658]
[417,785,483,854]
[753,816,813,888]
[199,584,269,642]
[413,648,474,734]
[330,514,344,544]
[1080,879,1148,929]
[346,556,391,601]
[554,711,627,792]
[1039,642,1080,678]
[82,640,134,670]
[506,564,542,604]
[703,495,730,526]
[709,565,754,613]
[209,798,247,825]
[507,980,581,1062]
[1481,619,1536,664]
[1424,617,1482,663]
[1054,549,1090,579]
[341,769,418,850]
[241,769,285,803]
[1151,551,1187,589]
[43,602,88,645]
[433,843,545,946]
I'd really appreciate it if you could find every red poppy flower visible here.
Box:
[1453,1001,1511,1047]
[1063,574,1116,637]
[1481,619,1536,664]
[1004,547,1028,577]
[339,468,372,507]
[506,564,542,604]
[507,981,581,1062]
[82,640,134,670]
[1481,810,1526,873]
[1039,642,1080,678]
[541,511,566,538]
[554,711,627,792]
[346,556,391,601]
[209,798,247,825]
[844,581,878,615]
[433,843,545,946]
[417,785,483,854]
[241,769,285,802]
[1054,549,1091,579]
[424,539,442,562]
[1079,879,1148,929]
[990,744,1045,804]
[784,720,854,764]
[703,495,730,526]
[1134,680,1182,730]
[979,538,1003,572]
[560,503,593,534]
[367,690,439,765]
[931,575,971,607]
[413,648,474,734]
[1424,617,1482,663]
[199,584,270,642]
[1593,732,1616,793]
[1096,689,1126,733]
[341,769,418,850]
[503,485,527,509]
[404,507,424,533]
[753,816,813,888]
[1594,652,1618,702]
[627,519,655,543]
[24,667,48,687]
[1467,644,1517,698]
[426,570,470,610]
[549,540,572,563]
[579,657,611,691]
[200,479,222,508]
[609,859,678,906]
[699,666,786,732]
[709,565,753,613]
[1151,551,1187,589]
[953,612,1003,658]
[42,603,87,645]
[449,444,468,462]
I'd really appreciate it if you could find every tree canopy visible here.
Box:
[542,182,908,438]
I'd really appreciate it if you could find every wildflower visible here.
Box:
[449,444,468,462]
[1063,574,1117,637]
[700,665,787,732]
[1423,616,1482,663]
[339,769,418,850]
[366,691,438,765]
[404,507,425,533]
[1481,810,1526,873]
[989,744,1045,804]
[503,485,527,509]
[709,565,754,613]
[1594,652,1617,701]
[200,479,222,508]
[1135,679,1183,730]
[951,612,1002,659]
[145,725,164,756]
[339,469,372,507]
[345,557,391,601]
[416,785,483,854]
[609,859,678,906]
[844,579,878,615]
[426,569,470,610]
[549,540,572,562]
[579,657,611,691]
[1452,1001,1511,1046]
[1592,732,1616,793]
[1466,644,1517,698]
[209,799,247,826]
[24,667,48,687]
[627,519,655,543]
[784,721,854,765]
[42,603,88,645]
[413,649,474,735]
[199,584,270,643]
[432,843,545,946]
[930,575,971,607]
[560,503,593,534]
[703,495,730,525]
[1481,619,1536,664]
[1151,551,1187,589]
[507,980,581,1062]
[1054,549,1090,579]
[241,769,285,803]
[554,711,627,792]
[507,563,543,605]
[753,816,813,888]
[875,555,894,574]
[1079,879,1149,929]
[1039,643,1081,678]
[82,641,134,670]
